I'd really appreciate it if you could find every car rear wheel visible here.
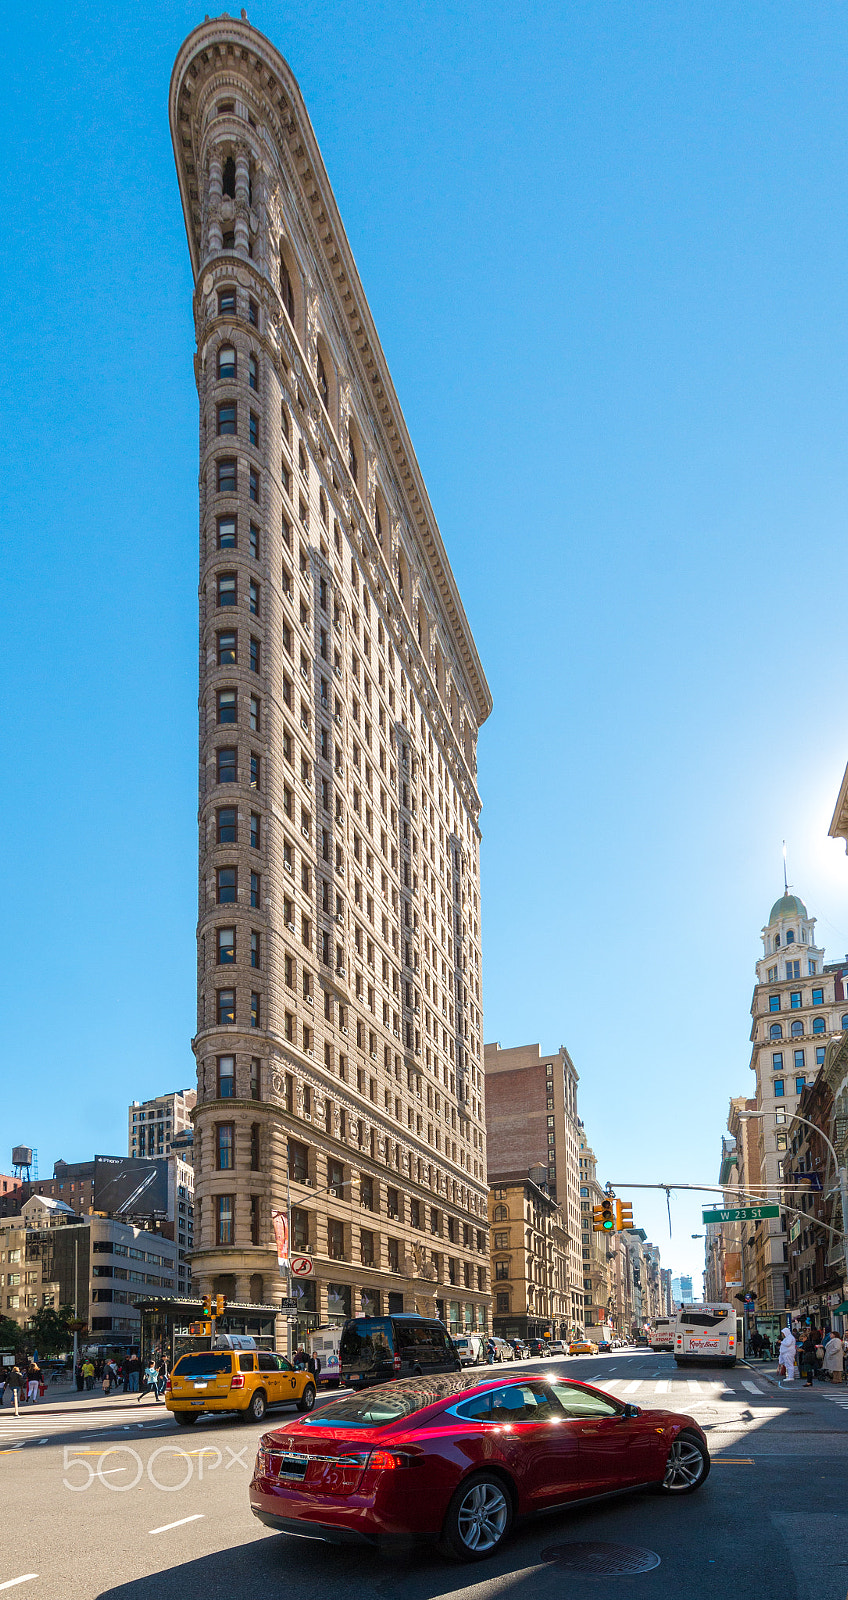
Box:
[297,1382,316,1414]
[173,1412,198,1426]
[661,1430,709,1494]
[440,1472,513,1562]
[246,1390,267,1423]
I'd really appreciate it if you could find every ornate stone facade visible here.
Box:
[170,19,492,1343]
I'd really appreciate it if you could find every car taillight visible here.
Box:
[367,1451,415,1470]
[230,1373,245,1388]
[729,1337,735,1347]
[393,1353,401,1373]
[165,1379,171,1394]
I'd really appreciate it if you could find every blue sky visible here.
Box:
[3,1,848,1285]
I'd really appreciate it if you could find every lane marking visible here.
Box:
[149,1515,204,1536]
[624,1381,641,1394]
[654,1381,669,1394]
[712,1458,754,1465]
[741,1381,763,1395]
[0,1581,38,1593]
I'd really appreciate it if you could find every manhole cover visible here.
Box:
[540,1542,661,1575]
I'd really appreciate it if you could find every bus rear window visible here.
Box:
[680,1312,726,1328]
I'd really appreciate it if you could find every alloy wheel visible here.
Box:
[456,1481,509,1552]
[663,1438,705,1491]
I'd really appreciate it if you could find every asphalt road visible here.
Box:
[2,1348,847,1600]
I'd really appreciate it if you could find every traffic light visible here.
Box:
[188,1321,212,1337]
[615,1200,634,1231]
[201,1295,212,1321]
[599,1196,616,1232]
[591,1204,606,1232]
[215,1294,227,1318]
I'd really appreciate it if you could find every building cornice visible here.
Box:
[829,760,848,853]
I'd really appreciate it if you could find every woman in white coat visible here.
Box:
[778,1327,797,1382]
[824,1332,844,1382]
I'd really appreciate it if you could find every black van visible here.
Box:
[339,1314,461,1389]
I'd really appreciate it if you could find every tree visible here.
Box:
[24,1304,77,1358]
[0,1315,25,1354]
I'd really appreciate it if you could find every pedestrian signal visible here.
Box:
[189,1321,212,1337]
[616,1200,634,1231]
[600,1196,616,1232]
[215,1294,227,1318]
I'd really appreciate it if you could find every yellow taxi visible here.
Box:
[568,1339,599,1356]
[166,1347,317,1426]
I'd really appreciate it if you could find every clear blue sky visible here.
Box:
[3,1,847,1286]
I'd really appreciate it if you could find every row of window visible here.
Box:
[767,1018,841,1040]
[768,986,824,1010]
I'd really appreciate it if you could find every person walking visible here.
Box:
[127,1353,140,1393]
[6,1364,25,1417]
[799,1331,819,1387]
[778,1326,797,1383]
[26,1360,42,1405]
[138,1361,161,1403]
[82,1358,95,1391]
[824,1330,844,1384]
[307,1350,321,1383]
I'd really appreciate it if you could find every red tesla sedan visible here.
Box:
[249,1370,709,1561]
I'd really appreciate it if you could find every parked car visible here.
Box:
[597,1339,612,1352]
[166,1348,316,1425]
[546,1340,567,1356]
[485,1337,513,1363]
[509,1340,529,1359]
[527,1339,551,1358]
[250,1370,710,1558]
[568,1340,599,1356]
[454,1334,486,1367]
[339,1315,460,1390]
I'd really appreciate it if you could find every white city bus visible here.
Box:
[674,1302,738,1367]
[648,1317,675,1352]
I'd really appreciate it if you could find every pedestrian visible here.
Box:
[138,1362,161,1403]
[778,1326,796,1383]
[127,1353,140,1393]
[101,1365,112,1397]
[824,1331,844,1384]
[799,1332,819,1387]
[6,1364,24,1417]
[307,1350,321,1382]
[75,1361,84,1392]
[156,1358,168,1396]
[82,1358,95,1391]
[26,1360,42,1405]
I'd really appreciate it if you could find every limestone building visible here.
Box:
[484,1041,584,1328]
[170,18,492,1340]
[577,1136,612,1331]
[128,1090,196,1162]
[489,1176,569,1342]
[748,891,846,1310]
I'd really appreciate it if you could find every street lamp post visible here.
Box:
[739,1108,848,1306]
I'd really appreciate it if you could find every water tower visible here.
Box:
[12,1146,37,1181]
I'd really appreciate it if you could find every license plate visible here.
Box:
[193,1382,207,1389]
[190,1400,204,1407]
[278,1453,309,1479]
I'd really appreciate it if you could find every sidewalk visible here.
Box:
[743,1358,843,1396]
[1,1384,165,1417]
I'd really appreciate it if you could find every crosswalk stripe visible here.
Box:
[654,1380,669,1393]
[624,1381,641,1394]
[741,1380,763,1395]
[686,1380,703,1394]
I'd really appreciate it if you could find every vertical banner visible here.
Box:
[272,1211,290,1277]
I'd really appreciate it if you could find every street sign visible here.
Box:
[279,1298,299,1311]
[291,1255,314,1277]
[702,1205,779,1223]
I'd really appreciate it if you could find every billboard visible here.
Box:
[93,1156,169,1219]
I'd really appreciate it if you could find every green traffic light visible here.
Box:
[602,1218,614,1230]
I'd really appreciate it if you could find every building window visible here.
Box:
[216,1195,234,1246]
[217,1056,235,1097]
[494,1232,509,1250]
[250,1057,261,1099]
[348,431,358,483]
[218,344,236,379]
[812,1017,825,1035]
[249,636,260,673]
[774,1078,784,1097]
[843,1015,848,1031]
[217,516,237,549]
[250,931,260,969]
[217,989,236,1026]
[217,631,237,666]
[217,572,236,607]
[250,992,260,1028]
[496,1293,510,1314]
[217,807,237,844]
[769,1023,783,1041]
[250,752,260,789]
[793,1049,805,1070]
[217,401,236,435]
[249,523,260,559]
[249,812,260,850]
[249,467,259,502]
[217,747,237,784]
[816,1045,826,1066]
[808,960,818,976]
[812,987,824,1006]
[216,1123,234,1170]
[216,866,237,903]
[772,1052,784,1071]
[768,995,780,1013]
[795,1076,805,1094]
[494,1260,510,1281]
[248,352,258,391]
[217,688,237,723]
[250,871,260,908]
[217,927,235,964]
[786,960,801,980]
[249,579,260,618]
[249,412,259,447]
[248,299,258,328]
[217,459,237,493]
[790,991,802,1010]
[249,695,260,732]
[288,1140,309,1184]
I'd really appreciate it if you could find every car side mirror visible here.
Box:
[622,1403,640,1418]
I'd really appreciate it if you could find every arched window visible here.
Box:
[493,1205,508,1222]
[791,1020,804,1038]
[842,1015,848,1031]
[812,1017,825,1035]
[217,345,236,380]
[222,156,236,199]
[280,256,295,321]
[316,351,328,409]
[786,930,795,944]
[769,1023,783,1040]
